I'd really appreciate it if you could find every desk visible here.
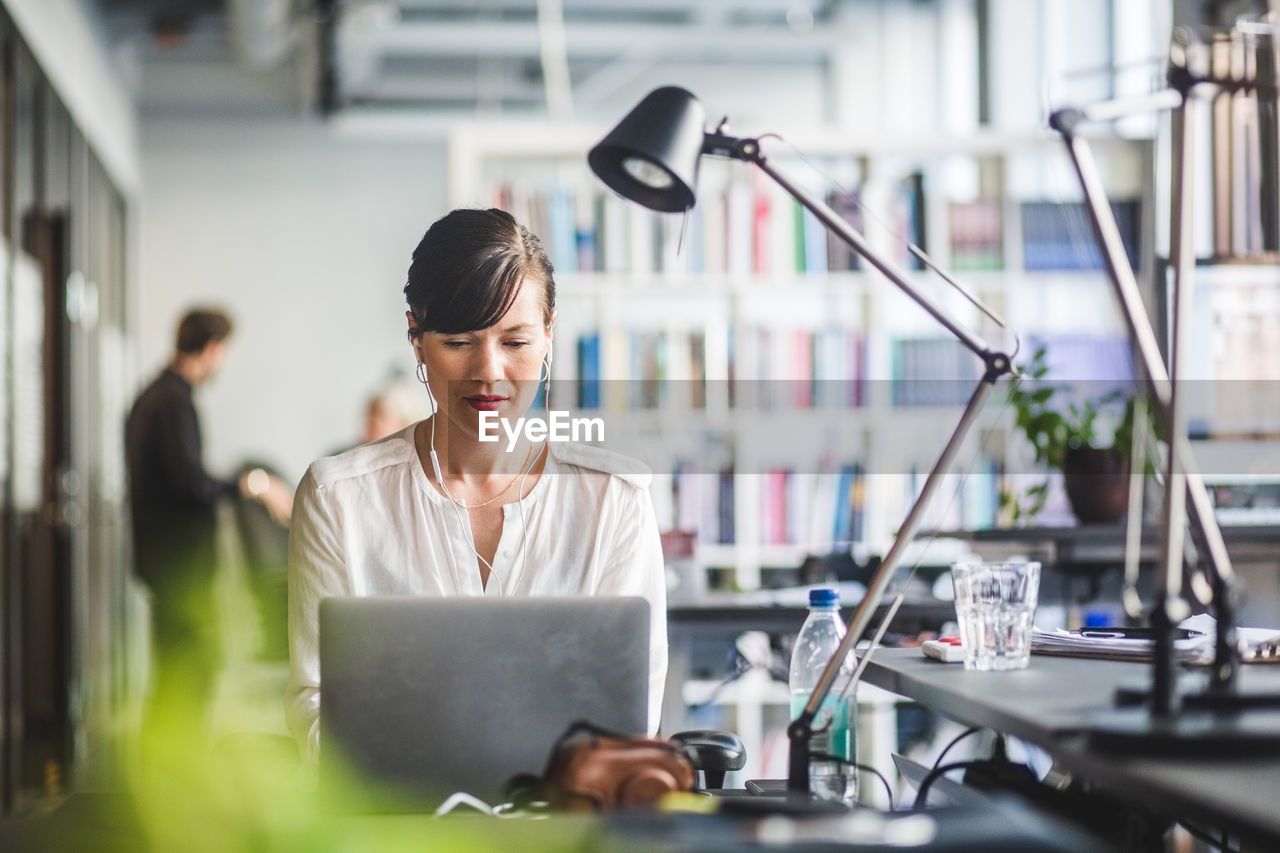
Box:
[860,648,1280,845]
[3,791,1112,852]
[668,595,956,640]
[942,524,1280,569]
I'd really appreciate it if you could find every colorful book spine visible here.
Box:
[891,338,982,406]
[1020,200,1140,271]
[577,333,601,409]
[948,199,1003,271]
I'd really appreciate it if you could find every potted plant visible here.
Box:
[1001,347,1150,525]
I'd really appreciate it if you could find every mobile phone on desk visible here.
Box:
[745,779,788,795]
[1072,627,1203,640]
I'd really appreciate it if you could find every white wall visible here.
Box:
[138,118,446,483]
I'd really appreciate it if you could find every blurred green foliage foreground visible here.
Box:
[1,564,593,851]
[11,702,594,852]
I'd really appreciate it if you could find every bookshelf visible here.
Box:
[447,122,1157,585]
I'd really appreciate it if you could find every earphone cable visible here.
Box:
[509,368,553,592]
[429,405,545,596]
[415,347,552,595]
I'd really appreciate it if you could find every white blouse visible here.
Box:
[285,423,668,762]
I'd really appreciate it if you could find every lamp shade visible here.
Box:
[587,86,707,213]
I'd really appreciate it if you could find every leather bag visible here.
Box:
[538,720,696,812]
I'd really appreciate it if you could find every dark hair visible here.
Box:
[404,208,556,337]
[175,308,233,354]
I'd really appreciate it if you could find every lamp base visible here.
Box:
[1087,704,1280,754]
[1114,678,1280,711]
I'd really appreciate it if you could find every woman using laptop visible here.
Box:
[286,208,667,764]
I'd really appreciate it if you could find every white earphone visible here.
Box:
[411,332,551,595]
[543,342,554,396]
[416,357,447,485]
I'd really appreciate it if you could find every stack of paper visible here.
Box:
[1031,614,1280,664]
[1030,626,1212,663]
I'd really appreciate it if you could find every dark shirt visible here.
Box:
[125,368,235,587]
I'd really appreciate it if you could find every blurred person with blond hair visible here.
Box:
[360,376,431,445]
[324,376,431,459]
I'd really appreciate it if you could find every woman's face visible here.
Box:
[410,278,554,441]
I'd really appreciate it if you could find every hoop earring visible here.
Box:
[416,362,438,415]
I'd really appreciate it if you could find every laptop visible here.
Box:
[319,595,650,808]
[891,753,988,808]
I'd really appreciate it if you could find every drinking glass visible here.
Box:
[950,560,1040,671]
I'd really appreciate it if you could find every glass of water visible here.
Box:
[950,560,1041,671]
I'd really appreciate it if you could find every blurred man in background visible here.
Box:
[126,308,292,736]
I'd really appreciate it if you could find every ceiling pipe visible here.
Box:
[536,0,575,120]
[227,0,299,68]
[363,18,838,60]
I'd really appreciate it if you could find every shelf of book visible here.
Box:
[449,123,1156,589]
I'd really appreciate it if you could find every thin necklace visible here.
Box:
[438,441,536,509]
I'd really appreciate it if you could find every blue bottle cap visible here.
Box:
[809,588,839,606]
[1082,608,1112,628]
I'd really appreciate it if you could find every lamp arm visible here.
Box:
[787,372,1003,792]
[1052,91,1241,695]
[1048,88,1184,135]
[1154,92,1198,715]
[703,132,1017,792]
[709,134,1002,365]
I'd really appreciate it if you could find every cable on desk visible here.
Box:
[687,632,784,711]
[435,791,550,819]
[810,753,895,811]
[931,726,981,771]
[912,760,977,810]
[685,658,753,711]
[1177,820,1238,853]
[916,734,1040,811]
[434,792,495,816]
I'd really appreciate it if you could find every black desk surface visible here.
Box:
[950,523,1280,544]
[933,524,1280,565]
[861,648,1280,844]
[3,792,1110,852]
[668,594,955,637]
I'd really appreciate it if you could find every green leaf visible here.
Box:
[1005,343,1140,480]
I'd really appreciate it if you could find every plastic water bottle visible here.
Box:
[789,588,857,804]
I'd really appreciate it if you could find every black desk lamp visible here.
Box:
[588,86,1018,794]
[1050,20,1280,747]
